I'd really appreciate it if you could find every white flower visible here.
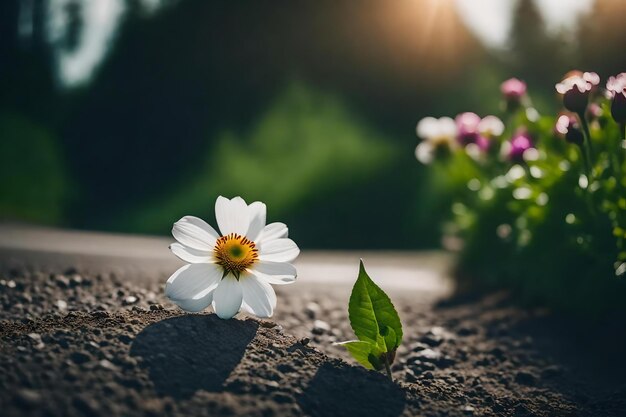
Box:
[555,72,599,95]
[606,73,626,98]
[415,117,458,164]
[478,115,504,138]
[165,196,299,319]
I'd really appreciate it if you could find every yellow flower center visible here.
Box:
[213,233,258,278]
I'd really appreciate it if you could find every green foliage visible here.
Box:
[337,260,403,376]
[0,112,69,224]
[119,82,396,234]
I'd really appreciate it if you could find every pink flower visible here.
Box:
[555,71,600,114]
[606,73,626,123]
[501,78,527,100]
[507,131,534,162]
[455,112,483,146]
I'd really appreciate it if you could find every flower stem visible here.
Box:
[577,111,595,163]
[383,354,393,381]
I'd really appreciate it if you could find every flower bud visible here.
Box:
[555,71,599,114]
[555,114,584,146]
[507,130,534,163]
[500,78,527,111]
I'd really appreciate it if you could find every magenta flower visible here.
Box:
[555,114,583,146]
[606,73,626,123]
[555,71,600,114]
[507,131,534,162]
[455,112,482,146]
[501,78,527,100]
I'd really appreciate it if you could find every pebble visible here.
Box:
[311,320,330,335]
[149,303,164,311]
[413,348,442,362]
[70,350,92,364]
[55,299,68,310]
[304,302,320,319]
[53,275,70,288]
[15,389,42,408]
[123,296,138,305]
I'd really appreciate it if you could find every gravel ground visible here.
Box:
[1,227,625,417]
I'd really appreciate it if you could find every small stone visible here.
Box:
[123,296,138,305]
[462,405,475,415]
[54,275,70,288]
[69,275,84,287]
[304,302,320,319]
[55,300,68,310]
[299,337,310,346]
[70,350,91,364]
[420,333,443,347]
[422,371,434,380]
[409,342,431,352]
[311,320,330,335]
[98,359,117,370]
[414,348,442,362]
[90,311,110,318]
[405,369,420,383]
[27,333,42,342]
[515,371,537,386]
[259,320,277,328]
[457,326,477,336]
[15,389,42,408]
[149,303,164,311]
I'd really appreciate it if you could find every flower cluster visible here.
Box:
[416,72,626,312]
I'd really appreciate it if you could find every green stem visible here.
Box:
[578,111,595,164]
[383,355,393,381]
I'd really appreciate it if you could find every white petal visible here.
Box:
[415,142,434,164]
[246,201,267,242]
[240,274,276,318]
[165,263,221,301]
[257,222,288,243]
[416,117,437,139]
[169,243,213,264]
[251,261,297,285]
[172,216,219,251]
[172,289,214,312]
[212,275,243,319]
[438,117,457,138]
[259,238,300,263]
[215,196,250,236]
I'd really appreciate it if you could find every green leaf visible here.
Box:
[348,260,403,354]
[334,340,384,370]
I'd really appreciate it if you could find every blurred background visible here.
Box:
[1,0,625,249]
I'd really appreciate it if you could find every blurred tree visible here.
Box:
[578,0,626,77]
[62,0,485,235]
[507,0,572,91]
[0,0,56,122]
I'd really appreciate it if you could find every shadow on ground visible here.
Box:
[130,315,258,398]
[297,362,406,417]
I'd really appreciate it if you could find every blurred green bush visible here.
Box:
[117,82,400,243]
[417,75,626,314]
[0,112,69,224]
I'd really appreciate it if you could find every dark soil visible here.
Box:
[1,267,626,417]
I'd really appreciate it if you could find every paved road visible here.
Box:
[0,224,453,301]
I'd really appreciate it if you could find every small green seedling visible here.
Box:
[335,259,403,380]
